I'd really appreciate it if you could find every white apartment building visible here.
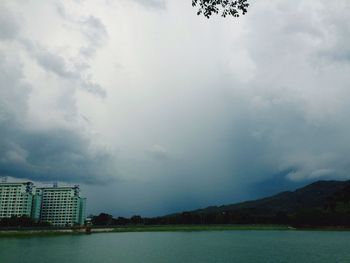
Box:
[0,182,40,219]
[0,182,86,226]
[38,185,86,226]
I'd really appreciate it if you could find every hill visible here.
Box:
[193,180,350,215]
[160,180,350,227]
[90,180,350,227]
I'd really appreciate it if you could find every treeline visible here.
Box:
[92,183,350,227]
[91,209,350,228]
[0,216,50,227]
[91,213,145,226]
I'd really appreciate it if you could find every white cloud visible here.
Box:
[1,0,350,215]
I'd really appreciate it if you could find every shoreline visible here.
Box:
[2,225,350,237]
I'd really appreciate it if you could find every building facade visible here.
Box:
[0,182,86,226]
[38,185,86,226]
[0,182,37,219]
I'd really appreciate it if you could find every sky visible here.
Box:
[1,0,350,217]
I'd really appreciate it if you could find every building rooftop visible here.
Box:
[37,186,79,190]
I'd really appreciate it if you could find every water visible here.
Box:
[1,230,350,263]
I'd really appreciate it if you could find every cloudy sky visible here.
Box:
[1,0,350,216]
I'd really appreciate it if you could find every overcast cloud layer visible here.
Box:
[1,0,350,216]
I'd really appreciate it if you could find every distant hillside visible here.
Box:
[90,180,350,227]
[192,180,350,216]
[159,180,350,227]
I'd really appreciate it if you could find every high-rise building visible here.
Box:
[0,182,86,226]
[38,185,86,226]
[0,182,37,219]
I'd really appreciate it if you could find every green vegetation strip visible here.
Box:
[5,225,350,238]
[0,225,292,237]
[109,225,292,232]
[0,231,83,238]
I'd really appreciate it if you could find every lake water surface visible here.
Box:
[1,230,350,263]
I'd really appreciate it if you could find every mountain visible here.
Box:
[192,180,350,216]
[90,180,350,227]
[161,180,350,226]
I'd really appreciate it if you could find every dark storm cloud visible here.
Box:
[87,0,350,216]
[0,125,117,184]
[2,0,350,216]
[0,19,114,184]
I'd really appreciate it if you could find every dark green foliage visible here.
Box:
[291,208,350,227]
[130,215,143,225]
[192,0,249,18]
[0,215,50,227]
[114,217,128,225]
[91,214,145,226]
[91,213,113,226]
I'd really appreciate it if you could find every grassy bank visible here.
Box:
[109,225,292,233]
[0,230,83,238]
[0,225,292,237]
[4,225,350,238]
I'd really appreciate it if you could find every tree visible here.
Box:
[92,213,113,226]
[130,215,143,225]
[192,0,249,18]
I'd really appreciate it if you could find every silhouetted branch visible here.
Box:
[192,0,249,18]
